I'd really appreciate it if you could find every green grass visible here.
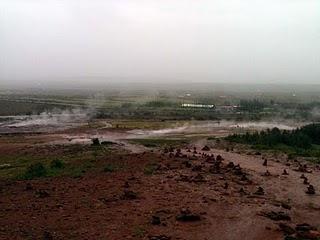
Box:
[132,226,146,238]
[0,144,111,180]
[50,159,65,169]
[103,163,120,173]
[143,163,158,175]
[20,163,47,180]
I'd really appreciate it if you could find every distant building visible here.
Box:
[181,103,215,109]
[215,105,238,112]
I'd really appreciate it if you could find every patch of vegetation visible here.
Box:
[143,163,158,175]
[226,124,320,161]
[21,163,47,179]
[132,226,146,238]
[239,99,266,112]
[207,136,216,140]
[103,163,119,173]
[144,100,178,108]
[101,141,115,146]
[0,143,112,180]
[91,138,100,146]
[50,159,65,169]
[68,167,86,178]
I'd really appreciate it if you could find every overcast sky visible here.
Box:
[0,0,319,85]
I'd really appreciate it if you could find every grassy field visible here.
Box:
[3,88,319,121]
[0,144,114,180]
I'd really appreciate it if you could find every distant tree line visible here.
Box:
[226,124,320,149]
[239,99,266,112]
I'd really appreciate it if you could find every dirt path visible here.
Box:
[183,143,320,229]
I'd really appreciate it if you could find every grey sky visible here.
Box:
[0,0,320,85]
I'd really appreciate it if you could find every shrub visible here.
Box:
[50,159,65,169]
[91,138,100,146]
[143,164,158,175]
[104,164,117,173]
[23,163,47,179]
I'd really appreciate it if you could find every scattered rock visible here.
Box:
[151,215,161,225]
[25,183,33,191]
[297,164,312,173]
[192,173,206,183]
[176,209,201,222]
[226,162,235,168]
[263,170,271,176]
[149,235,171,240]
[216,155,223,161]
[263,159,268,166]
[183,161,192,168]
[202,146,210,151]
[240,174,249,181]
[296,223,320,239]
[121,190,138,200]
[300,174,307,180]
[254,187,265,195]
[43,230,54,240]
[191,165,202,172]
[239,187,247,195]
[279,223,295,235]
[295,223,316,232]
[263,211,291,221]
[281,202,292,210]
[282,169,289,175]
[123,181,130,188]
[209,162,221,174]
[35,189,50,198]
[306,185,315,195]
[233,165,243,176]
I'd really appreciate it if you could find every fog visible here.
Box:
[1,0,320,86]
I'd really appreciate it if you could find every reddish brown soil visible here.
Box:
[1,137,320,240]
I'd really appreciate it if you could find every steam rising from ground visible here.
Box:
[0,108,93,133]
[7,109,90,128]
[0,105,303,136]
[311,107,320,120]
[128,120,299,138]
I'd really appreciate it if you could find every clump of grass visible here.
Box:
[69,167,86,178]
[143,163,158,175]
[22,163,47,179]
[132,226,146,238]
[101,141,115,146]
[103,163,117,173]
[207,136,216,140]
[50,159,65,169]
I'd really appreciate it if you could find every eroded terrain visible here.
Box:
[0,120,319,240]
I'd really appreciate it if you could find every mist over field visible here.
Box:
[1,0,320,87]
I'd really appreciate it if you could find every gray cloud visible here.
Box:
[0,0,319,85]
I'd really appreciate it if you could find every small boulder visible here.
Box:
[176,209,201,222]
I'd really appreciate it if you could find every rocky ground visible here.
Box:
[0,131,320,240]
